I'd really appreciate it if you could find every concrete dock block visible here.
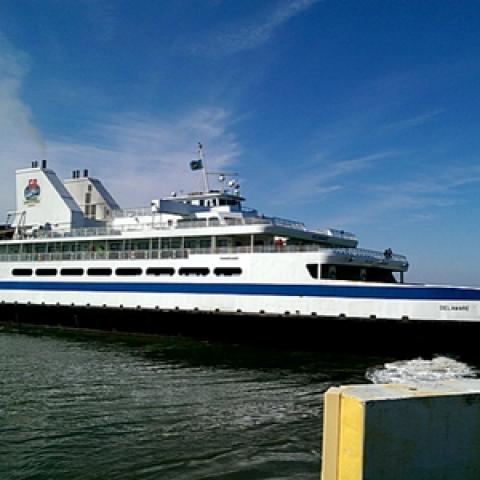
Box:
[321,379,480,480]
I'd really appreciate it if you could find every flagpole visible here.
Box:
[198,142,209,192]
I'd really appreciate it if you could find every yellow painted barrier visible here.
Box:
[321,380,480,480]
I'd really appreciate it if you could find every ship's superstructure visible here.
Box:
[0,155,479,325]
[64,168,120,222]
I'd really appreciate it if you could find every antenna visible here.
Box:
[198,142,210,193]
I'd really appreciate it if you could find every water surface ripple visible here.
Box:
[1,326,385,479]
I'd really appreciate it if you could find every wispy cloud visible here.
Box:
[271,151,397,205]
[323,163,480,228]
[48,107,241,207]
[0,31,241,217]
[0,35,47,219]
[188,0,321,58]
[381,109,444,134]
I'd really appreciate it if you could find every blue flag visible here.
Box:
[190,159,203,171]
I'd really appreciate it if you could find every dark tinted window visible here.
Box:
[12,268,33,276]
[116,268,142,276]
[178,267,209,276]
[87,268,112,276]
[306,264,319,279]
[321,264,396,283]
[214,267,242,276]
[61,268,84,276]
[146,268,175,276]
[36,268,57,276]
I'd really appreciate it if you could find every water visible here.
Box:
[0,325,476,479]
[366,356,478,385]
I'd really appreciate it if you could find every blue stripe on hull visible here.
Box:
[1,281,480,301]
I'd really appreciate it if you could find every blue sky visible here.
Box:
[1,0,480,285]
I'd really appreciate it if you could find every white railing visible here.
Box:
[12,215,340,241]
[0,246,408,267]
[112,207,154,218]
[326,229,357,242]
[332,248,407,264]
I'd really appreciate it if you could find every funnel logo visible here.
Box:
[24,179,41,204]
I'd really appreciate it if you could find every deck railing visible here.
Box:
[331,248,407,264]
[0,246,408,267]
[10,217,357,242]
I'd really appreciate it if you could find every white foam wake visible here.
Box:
[366,356,477,385]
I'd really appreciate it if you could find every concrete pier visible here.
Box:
[321,380,480,480]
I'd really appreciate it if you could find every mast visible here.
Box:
[198,142,210,193]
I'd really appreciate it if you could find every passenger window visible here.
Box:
[116,268,142,276]
[12,269,33,276]
[61,268,84,276]
[87,268,112,276]
[146,268,175,276]
[178,268,209,276]
[327,266,336,280]
[36,268,57,276]
[306,264,319,279]
[214,267,242,276]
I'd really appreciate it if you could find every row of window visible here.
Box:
[11,267,242,278]
[306,264,397,283]
[0,234,312,255]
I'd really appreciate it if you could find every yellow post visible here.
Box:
[321,380,480,480]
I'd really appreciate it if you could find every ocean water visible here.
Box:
[0,324,476,480]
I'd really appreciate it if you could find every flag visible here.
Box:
[190,159,203,171]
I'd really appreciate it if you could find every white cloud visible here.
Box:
[0,36,46,220]
[188,0,321,58]
[48,107,241,208]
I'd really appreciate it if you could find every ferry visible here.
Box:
[1,148,480,335]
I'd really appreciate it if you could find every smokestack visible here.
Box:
[83,169,89,178]
[41,160,47,169]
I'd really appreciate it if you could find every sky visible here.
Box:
[1,0,480,286]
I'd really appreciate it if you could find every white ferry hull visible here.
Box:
[1,252,479,324]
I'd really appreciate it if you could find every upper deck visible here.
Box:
[1,157,408,272]
[3,159,359,248]
[2,213,357,243]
